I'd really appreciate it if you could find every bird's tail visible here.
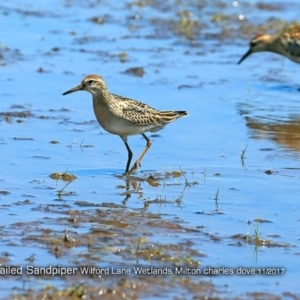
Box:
[159,110,188,123]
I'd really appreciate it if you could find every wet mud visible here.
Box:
[1,0,300,299]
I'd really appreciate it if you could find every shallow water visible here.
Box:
[1,0,300,299]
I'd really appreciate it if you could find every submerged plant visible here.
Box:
[240,144,248,160]
[214,187,219,211]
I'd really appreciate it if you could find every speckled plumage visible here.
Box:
[238,25,300,64]
[108,93,186,131]
[63,74,188,174]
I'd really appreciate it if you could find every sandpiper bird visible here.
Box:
[63,75,188,175]
[238,25,300,64]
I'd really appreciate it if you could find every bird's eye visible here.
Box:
[87,80,94,85]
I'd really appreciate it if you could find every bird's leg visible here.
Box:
[128,134,152,174]
[121,137,133,175]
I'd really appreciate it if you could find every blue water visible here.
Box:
[1,0,300,298]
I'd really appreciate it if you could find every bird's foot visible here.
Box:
[126,161,141,175]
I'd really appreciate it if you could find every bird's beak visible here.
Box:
[237,49,252,64]
[62,84,83,96]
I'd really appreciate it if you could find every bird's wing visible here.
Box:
[283,26,300,57]
[111,93,187,127]
[111,94,163,126]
